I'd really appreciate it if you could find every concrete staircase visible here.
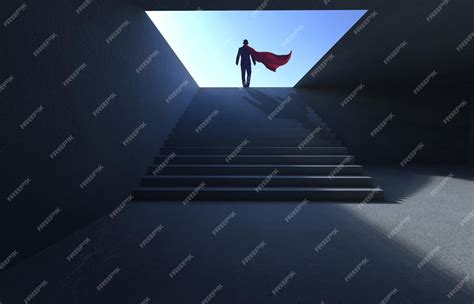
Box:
[133,88,384,202]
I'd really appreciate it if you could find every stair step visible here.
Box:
[171,126,333,134]
[165,139,342,147]
[173,119,328,128]
[159,147,349,155]
[154,155,355,165]
[135,89,385,202]
[147,164,364,175]
[169,131,336,139]
[141,175,374,187]
[133,187,385,202]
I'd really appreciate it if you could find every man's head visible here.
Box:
[243,39,249,45]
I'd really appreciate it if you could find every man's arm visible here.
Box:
[251,53,256,65]
[236,49,240,65]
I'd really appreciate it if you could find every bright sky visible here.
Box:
[146,10,366,87]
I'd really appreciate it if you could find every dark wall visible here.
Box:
[295,87,470,165]
[0,0,198,264]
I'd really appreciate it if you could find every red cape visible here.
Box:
[244,45,292,72]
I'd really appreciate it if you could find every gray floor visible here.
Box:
[0,165,472,303]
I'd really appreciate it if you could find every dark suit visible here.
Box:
[236,46,256,87]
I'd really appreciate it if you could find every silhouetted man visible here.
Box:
[236,39,256,87]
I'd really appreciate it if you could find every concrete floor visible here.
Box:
[0,166,472,303]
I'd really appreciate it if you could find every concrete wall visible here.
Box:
[0,0,198,264]
[295,88,470,165]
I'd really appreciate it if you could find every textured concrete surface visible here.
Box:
[0,166,472,303]
[0,0,198,263]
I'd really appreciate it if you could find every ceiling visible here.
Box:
[141,0,474,89]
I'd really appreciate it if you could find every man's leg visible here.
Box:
[246,67,252,87]
[241,66,246,87]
